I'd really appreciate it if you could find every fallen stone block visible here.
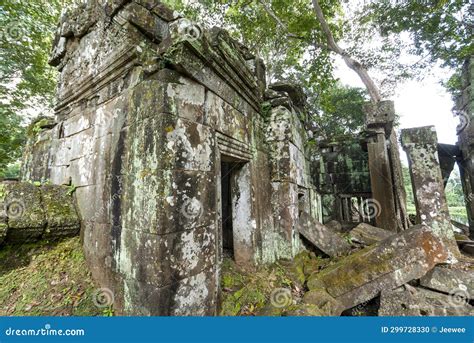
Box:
[420,266,473,300]
[349,223,394,245]
[341,297,380,316]
[0,182,81,244]
[1,182,46,242]
[379,286,474,316]
[302,289,344,316]
[298,211,352,257]
[285,303,324,316]
[41,185,81,239]
[325,220,343,233]
[306,225,448,310]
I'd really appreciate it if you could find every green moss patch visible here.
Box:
[219,251,326,316]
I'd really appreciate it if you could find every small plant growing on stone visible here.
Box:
[67,184,77,196]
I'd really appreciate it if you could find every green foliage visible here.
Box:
[313,83,368,138]
[0,162,21,179]
[0,0,65,176]
[0,108,25,174]
[162,0,340,96]
[445,168,466,207]
[0,0,63,109]
[67,184,77,196]
[360,0,473,97]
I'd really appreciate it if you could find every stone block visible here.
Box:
[302,289,344,316]
[420,266,473,299]
[379,286,474,316]
[120,2,168,42]
[123,268,217,316]
[127,115,214,173]
[206,91,249,144]
[1,182,46,242]
[298,211,352,257]
[122,170,216,235]
[118,225,216,286]
[63,111,93,137]
[325,220,343,233]
[364,100,395,130]
[307,225,448,310]
[349,223,394,245]
[41,184,81,239]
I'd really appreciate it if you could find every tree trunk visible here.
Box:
[311,0,382,103]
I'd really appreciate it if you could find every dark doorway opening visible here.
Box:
[221,161,239,259]
[221,162,233,259]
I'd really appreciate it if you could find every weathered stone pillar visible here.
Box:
[455,58,474,239]
[401,126,459,259]
[364,101,399,231]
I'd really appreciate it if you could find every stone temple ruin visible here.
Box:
[1,1,473,316]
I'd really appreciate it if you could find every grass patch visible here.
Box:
[0,237,105,316]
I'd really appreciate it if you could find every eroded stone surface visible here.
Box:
[298,211,352,257]
[302,289,344,316]
[349,223,394,245]
[307,225,448,310]
[0,182,80,244]
[401,126,460,259]
[420,266,473,299]
[379,286,474,316]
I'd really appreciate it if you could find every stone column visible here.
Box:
[364,101,399,231]
[401,126,459,259]
[456,58,474,239]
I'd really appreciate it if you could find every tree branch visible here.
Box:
[311,0,382,103]
[257,0,305,40]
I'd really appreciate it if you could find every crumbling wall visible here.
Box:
[312,137,371,227]
[21,0,320,315]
